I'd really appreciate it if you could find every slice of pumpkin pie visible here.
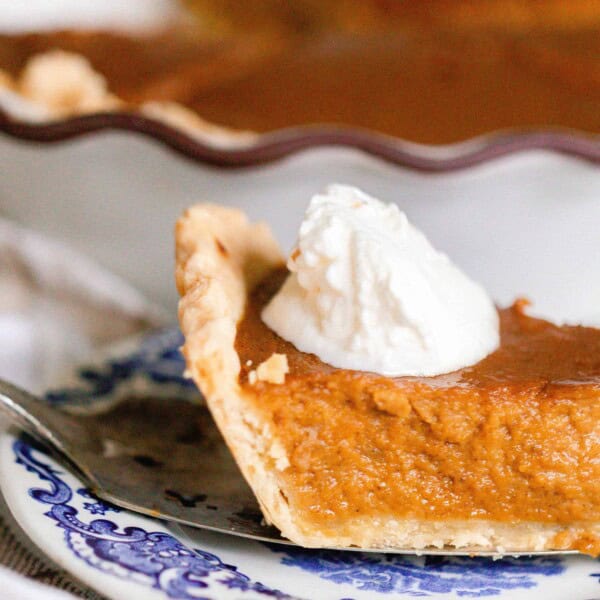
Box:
[175,185,600,554]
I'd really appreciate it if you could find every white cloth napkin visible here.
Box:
[0,217,166,393]
[0,218,167,597]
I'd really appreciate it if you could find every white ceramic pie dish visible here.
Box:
[1,129,599,325]
[0,52,599,320]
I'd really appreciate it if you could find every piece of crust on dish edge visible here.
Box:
[175,204,600,555]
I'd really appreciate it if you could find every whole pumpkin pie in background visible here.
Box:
[175,187,600,555]
[1,0,599,142]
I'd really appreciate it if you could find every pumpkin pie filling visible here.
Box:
[1,2,600,142]
[235,267,600,553]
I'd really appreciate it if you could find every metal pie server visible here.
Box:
[0,379,574,556]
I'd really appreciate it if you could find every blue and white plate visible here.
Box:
[0,328,598,600]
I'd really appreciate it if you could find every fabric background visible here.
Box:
[0,218,165,598]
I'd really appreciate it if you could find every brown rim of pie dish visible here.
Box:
[0,108,599,171]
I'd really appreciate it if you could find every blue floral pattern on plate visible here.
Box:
[267,546,564,597]
[14,438,289,600]
[45,329,194,406]
[3,327,599,599]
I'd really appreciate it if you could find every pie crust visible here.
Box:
[0,50,256,147]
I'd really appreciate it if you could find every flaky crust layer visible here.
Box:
[175,204,303,539]
[176,204,599,553]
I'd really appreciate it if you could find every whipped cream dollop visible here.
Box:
[262,185,500,376]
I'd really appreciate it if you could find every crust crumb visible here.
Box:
[249,353,289,385]
[19,50,120,116]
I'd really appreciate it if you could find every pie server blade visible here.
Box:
[0,379,576,557]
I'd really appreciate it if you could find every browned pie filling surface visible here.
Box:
[236,268,600,553]
[1,1,599,143]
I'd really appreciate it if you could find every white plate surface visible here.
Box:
[1,138,599,324]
